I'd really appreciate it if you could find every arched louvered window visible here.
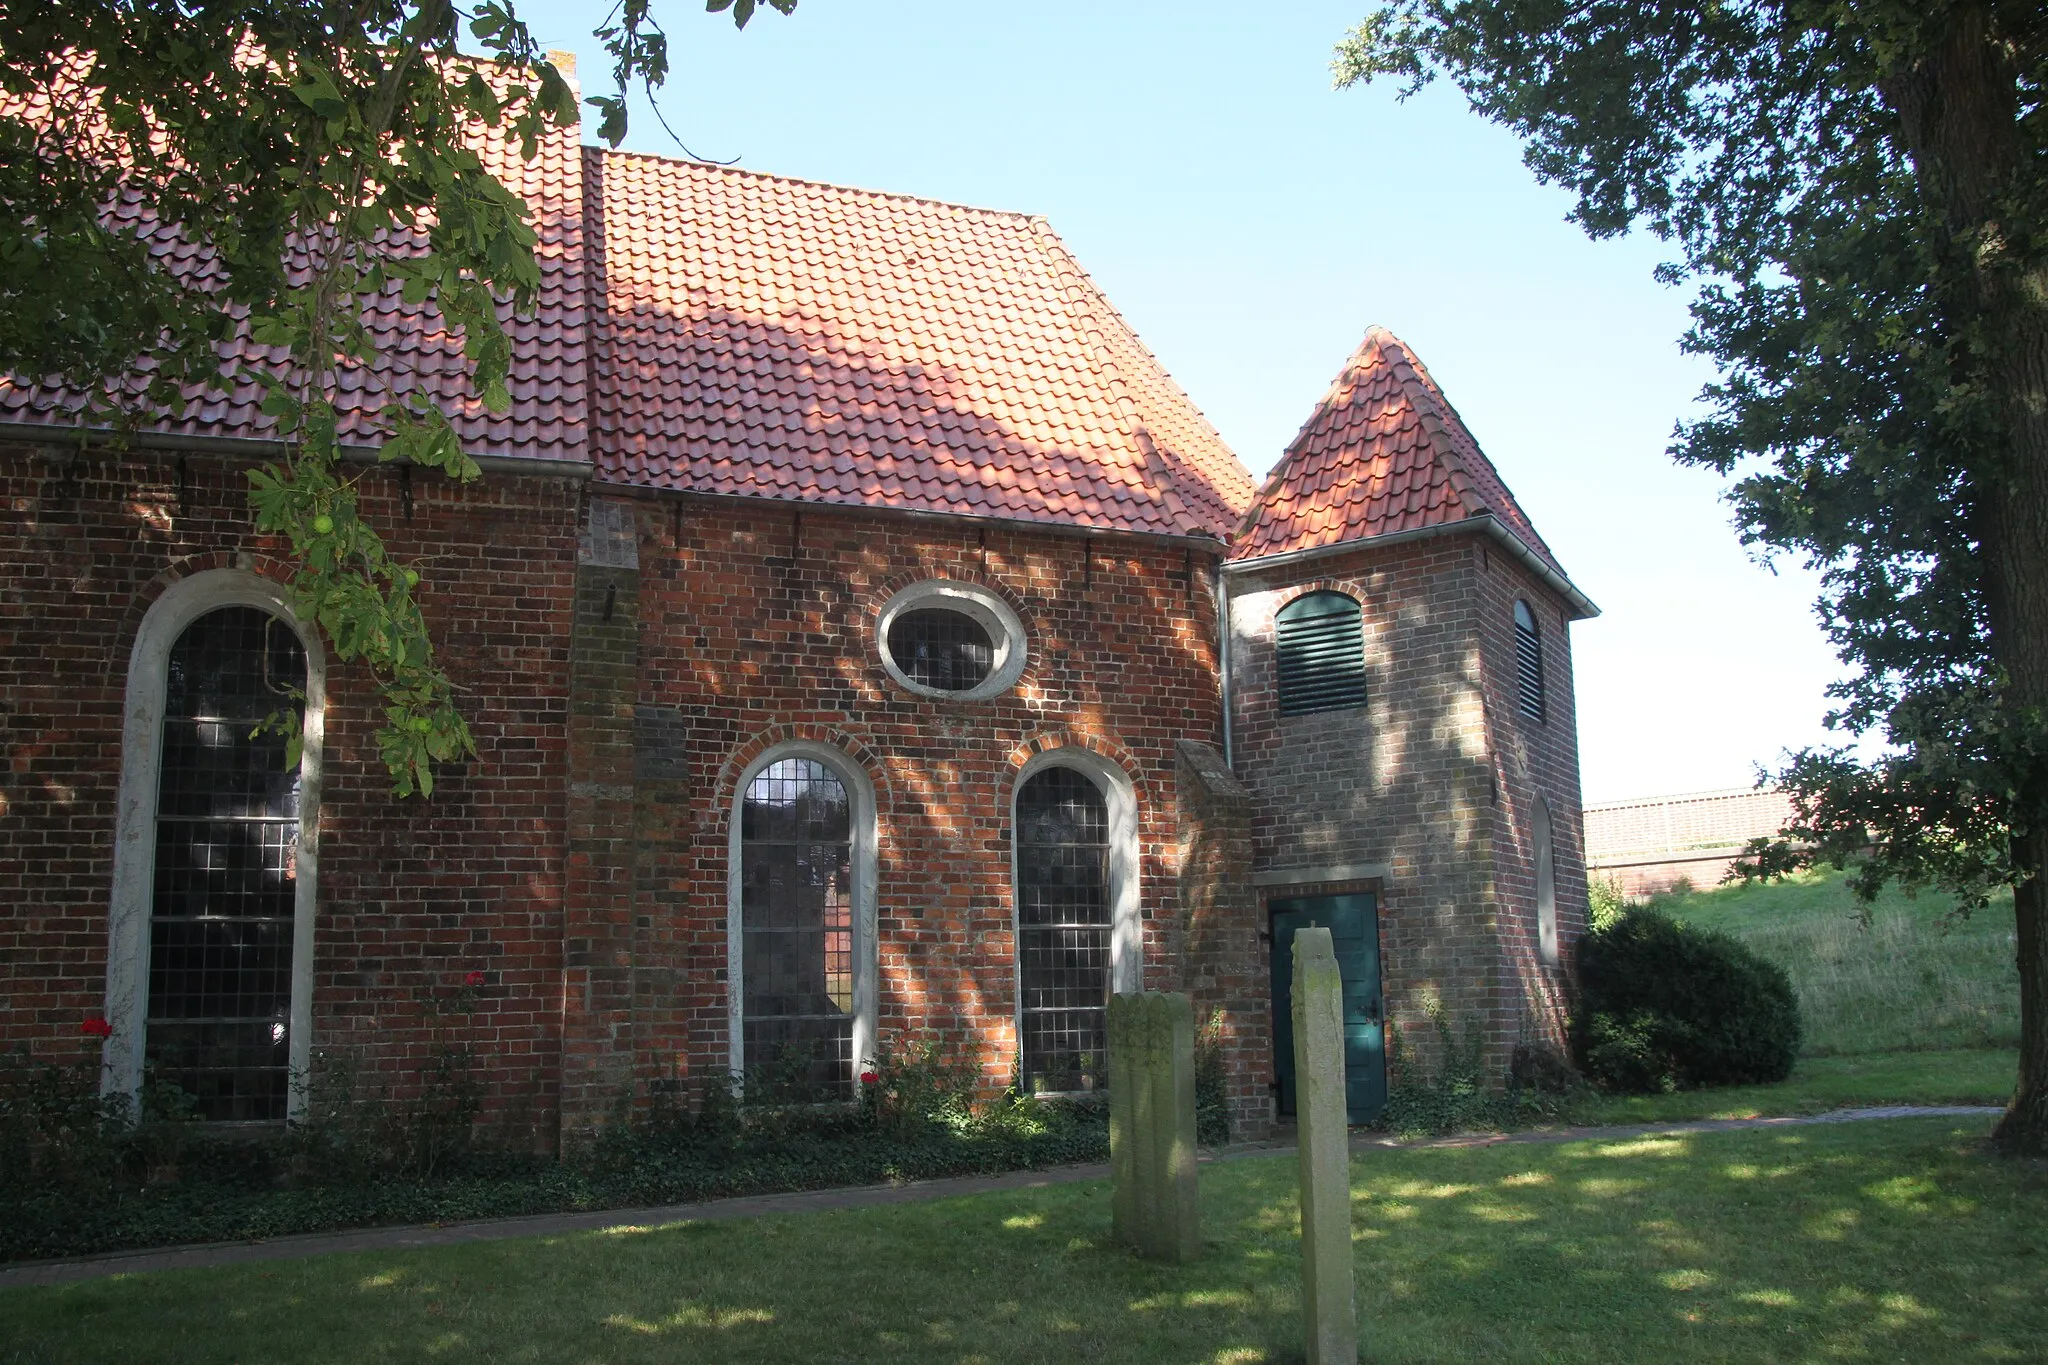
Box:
[1276,591,1366,716]
[149,606,308,1121]
[1514,600,1546,724]
[738,756,858,1099]
[1015,765,1112,1093]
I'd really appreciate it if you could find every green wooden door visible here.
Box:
[1270,893,1386,1124]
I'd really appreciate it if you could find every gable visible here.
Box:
[1233,328,1582,605]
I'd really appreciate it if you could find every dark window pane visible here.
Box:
[740,759,854,1098]
[147,606,305,1122]
[1016,767,1110,1092]
[887,607,994,692]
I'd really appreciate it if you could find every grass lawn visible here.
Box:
[6,1115,2043,1364]
[1566,1047,2016,1127]
[1649,869,2019,1056]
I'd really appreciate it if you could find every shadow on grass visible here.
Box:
[3,1117,2043,1364]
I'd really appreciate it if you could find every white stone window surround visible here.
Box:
[875,579,1029,702]
[725,740,881,1088]
[1534,797,1559,967]
[102,569,327,1117]
[1009,747,1143,1087]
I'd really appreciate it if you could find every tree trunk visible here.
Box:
[2005,832,2048,1152]
[1880,5,2048,1155]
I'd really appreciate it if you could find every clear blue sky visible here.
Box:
[517,0,1850,804]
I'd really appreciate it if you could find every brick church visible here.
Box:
[1,109,1594,1144]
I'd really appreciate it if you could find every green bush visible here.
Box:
[1572,907,1802,1092]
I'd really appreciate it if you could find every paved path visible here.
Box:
[0,1105,2000,1291]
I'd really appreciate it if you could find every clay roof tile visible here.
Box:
[1231,327,1576,585]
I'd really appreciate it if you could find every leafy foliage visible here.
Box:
[1573,907,1802,1093]
[1380,1005,1579,1137]
[1,0,794,795]
[0,1043,1106,1263]
[1334,0,2048,1149]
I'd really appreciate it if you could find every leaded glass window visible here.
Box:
[886,607,995,692]
[740,758,855,1098]
[1016,766,1110,1092]
[148,606,306,1122]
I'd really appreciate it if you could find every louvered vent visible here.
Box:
[1276,592,1366,716]
[1514,600,1546,723]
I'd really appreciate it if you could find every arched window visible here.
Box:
[105,572,324,1121]
[1514,600,1546,723]
[1534,798,1559,966]
[1012,753,1139,1093]
[729,746,877,1099]
[1275,591,1366,716]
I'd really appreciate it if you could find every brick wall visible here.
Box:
[1,442,579,1147]
[605,495,1229,1113]
[1226,528,1587,1082]
[3,442,1247,1146]
[12,438,1591,1141]
[1471,544,1588,1060]
[1172,738,1267,1137]
[1585,788,1793,897]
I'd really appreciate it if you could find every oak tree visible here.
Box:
[1336,1,2048,1152]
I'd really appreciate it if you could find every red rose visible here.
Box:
[859,1070,880,1086]
[80,1016,114,1039]
[464,971,486,988]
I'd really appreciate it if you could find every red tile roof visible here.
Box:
[0,104,590,465]
[3,117,1253,538]
[582,151,1250,537]
[1233,327,1570,581]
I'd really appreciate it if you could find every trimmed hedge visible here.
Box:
[1572,906,1802,1092]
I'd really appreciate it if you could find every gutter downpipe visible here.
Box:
[1215,555,1234,769]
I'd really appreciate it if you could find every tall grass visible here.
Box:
[1647,869,2019,1056]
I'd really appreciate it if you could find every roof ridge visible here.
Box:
[590,146,1040,223]
[1235,327,1390,541]
[1024,219,1200,536]
[1027,225,1239,471]
[1371,332,1487,518]
[1372,329,1564,564]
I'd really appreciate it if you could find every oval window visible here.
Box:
[887,607,994,692]
[875,581,1029,700]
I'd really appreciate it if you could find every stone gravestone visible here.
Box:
[1292,926,1359,1363]
[1107,990,1201,1262]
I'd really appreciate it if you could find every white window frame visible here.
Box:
[102,570,326,1118]
[1009,748,1141,1091]
[726,741,880,1090]
[876,580,1029,701]
[1534,797,1559,966]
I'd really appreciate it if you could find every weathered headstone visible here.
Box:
[1292,926,1358,1363]
[1107,989,1201,1262]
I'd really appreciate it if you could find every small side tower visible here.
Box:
[1223,328,1598,1124]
